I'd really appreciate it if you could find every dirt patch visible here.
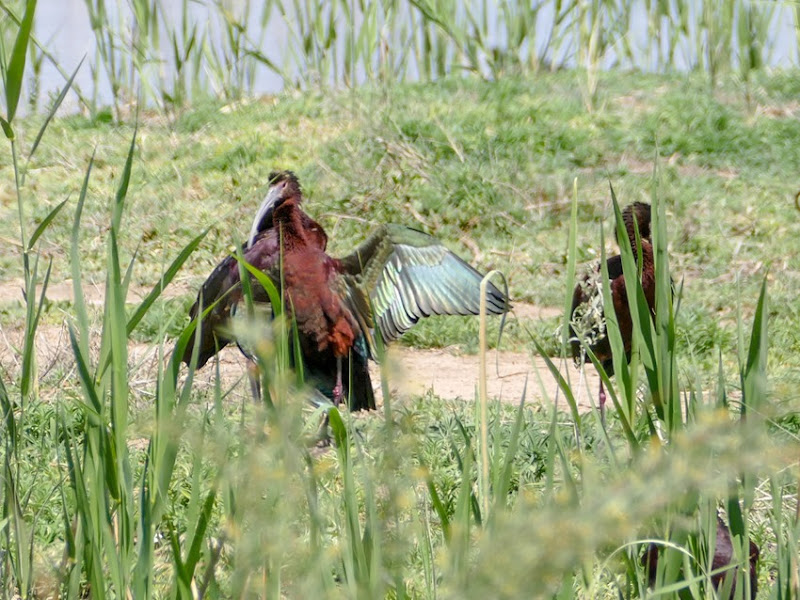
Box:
[0,282,592,414]
[182,345,599,413]
[511,303,562,321]
[2,319,599,415]
[757,101,800,119]
[375,346,598,412]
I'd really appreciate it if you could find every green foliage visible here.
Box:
[1,4,799,596]
[2,131,798,598]
[199,137,279,173]
[641,91,751,159]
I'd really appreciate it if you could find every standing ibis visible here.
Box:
[569,201,655,421]
[182,171,509,411]
[181,171,326,370]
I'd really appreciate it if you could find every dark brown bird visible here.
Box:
[183,171,509,411]
[642,517,759,598]
[181,171,326,370]
[569,201,655,421]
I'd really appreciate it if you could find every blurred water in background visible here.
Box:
[15,0,800,115]
[33,0,285,113]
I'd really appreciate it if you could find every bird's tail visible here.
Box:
[346,351,376,411]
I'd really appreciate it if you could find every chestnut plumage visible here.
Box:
[181,171,327,371]
[569,201,656,419]
[182,171,510,411]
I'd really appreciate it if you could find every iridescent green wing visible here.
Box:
[338,224,509,351]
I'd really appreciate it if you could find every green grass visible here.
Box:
[1,68,799,597]
[3,71,800,370]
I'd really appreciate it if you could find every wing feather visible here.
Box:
[338,224,510,348]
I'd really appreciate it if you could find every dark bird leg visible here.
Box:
[332,356,345,406]
[598,378,607,426]
[247,359,262,403]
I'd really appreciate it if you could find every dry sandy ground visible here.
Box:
[0,279,600,413]
[376,346,599,412]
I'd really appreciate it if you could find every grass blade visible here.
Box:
[561,178,579,348]
[532,337,582,427]
[26,55,84,162]
[26,197,68,251]
[425,473,451,541]
[741,275,768,418]
[3,0,36,127]
[70,150,95,360]
[67,326,102,416]
[126,228,209,335]
[113,125,137,231]
[492,388,526,512]
[184,489,217,578]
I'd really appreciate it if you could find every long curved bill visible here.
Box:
[248,185,281,247]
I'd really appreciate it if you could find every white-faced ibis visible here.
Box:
[642,517,759,598]
[182,171,509,410]
[569,201,655,421]
[181,171,326,370]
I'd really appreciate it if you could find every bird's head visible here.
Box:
[248,170,301,247]
[617,201,652,246]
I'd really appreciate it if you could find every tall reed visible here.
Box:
[6,0,795,118]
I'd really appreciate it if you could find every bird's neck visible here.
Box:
[627,238,654,266]
[273,197,301,225]
[621,219,648,246]
[273,197,309,245]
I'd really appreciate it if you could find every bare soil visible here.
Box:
[0,323,599,414]
[375,346,597,412]
[0,280,598,413]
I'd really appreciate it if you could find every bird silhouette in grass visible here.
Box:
[641,517,759,599]
[569,201,656,423]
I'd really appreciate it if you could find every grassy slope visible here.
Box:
[1,70,799,596]
[2,70,800,383]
